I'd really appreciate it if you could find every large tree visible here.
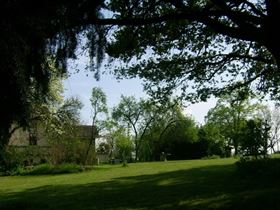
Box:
[84,87,108,164]
[159,109,199,160]
[106,0,280,103]
[2,0,280,158]
[112,96,149,160]
[205,90,265,155]
[140,104,201,160]
[240,118,270,157]
[0,0,105,151]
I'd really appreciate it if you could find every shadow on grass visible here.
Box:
[0,164,279,210]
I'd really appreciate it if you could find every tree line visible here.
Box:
[2,82,279,170]
[93,87,279,163]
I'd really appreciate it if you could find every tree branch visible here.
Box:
[92,9,261,43]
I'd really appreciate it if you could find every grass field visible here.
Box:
[0,158,280,209]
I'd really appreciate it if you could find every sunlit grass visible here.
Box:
[0,158,279,209]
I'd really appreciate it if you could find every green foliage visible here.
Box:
[0,1,105,154]
[198,124,229,157]
[112,98,203,161]
[13,66,84,155]
[239,119,271,157]
[84,87,108,165]
[9,163,87,176]
[90,87,108,118]
[107,1,280,105]
[201,155,221,160]
[115,129,133,164]
[129,102,209,161]
[2,147,26,171]
[112,96,154,160]
[153,108,201,160]
[88,87,108,139]
[164,111,198,144]
[1,146,48,172]
[112,95,142,125]
[205,91,266,155]
[44,97,83,139]
[48,137,94,165]
[97,142,111,155]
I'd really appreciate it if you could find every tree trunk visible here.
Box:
[265,0,280,69]
[84,138,95,165]
[83,123,97,165]
[135,139,138,161]
[0,126,12,168]
[233,140,238,156]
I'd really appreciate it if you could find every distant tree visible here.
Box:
[124,99,174,161]
[240,119,270,158]
[85,87,108,164]
[115,129,134,166]
[198,124,229,157]
[136,100,170,161]
[255,105,280,153]
[112,96,140,160]
[44,97,83,139]
[270,107,280,153]
[160,109,199,160]
[97,142,111,155]
[138,102,205,160]
[112,96,155,161]
[206,90,264,155]
[28,65,83,139]
[101,119,120,159]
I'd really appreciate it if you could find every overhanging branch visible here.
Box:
[91,9,261,43]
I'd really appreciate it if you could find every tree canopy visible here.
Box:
[2,0,280,150]
[205,90,266,155]
[106,0,280,103]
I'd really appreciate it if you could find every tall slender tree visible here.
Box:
[84,87,108,164]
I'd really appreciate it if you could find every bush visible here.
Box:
[236,157,280,178]
[2,146,25,170]
[201,155,221,160]
[2,146,49,171]
[9,165,26,176]
[48,138,96,165]
[8,163,90,176]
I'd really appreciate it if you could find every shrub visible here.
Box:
[9,165,26,176]
[201,155,221,160]
[48,138,96,165]
[239,119,270,158]
[9,163,90,176]
[236,157,280,178]
[2,146,25,170]
[115,133,133,163]
[2,146,48,172]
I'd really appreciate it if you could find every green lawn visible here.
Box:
[0,158,280,209]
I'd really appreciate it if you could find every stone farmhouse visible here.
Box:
[7,125,108,165]
[9,125,93,147]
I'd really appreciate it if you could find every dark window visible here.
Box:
[29,134,37,145]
